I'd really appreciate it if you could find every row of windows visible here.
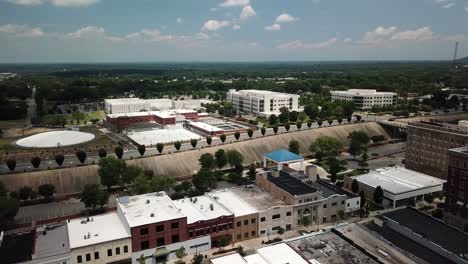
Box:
[236,218,256,227]
[139,222,179,236]
[76,246,128,263]
[189,223,233,238]
[236,231,256,240]
[140,234,180,250]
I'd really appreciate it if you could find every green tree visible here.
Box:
[98,148,107,158]
[351,179,359,193]
[206,136,212,145]
[234,131,241,140]
[296,122,302,129]
[150,175,176,192]
[304,104,319,120]
[156,143,164,154]
[309,136,343,161]
[247,128,254,139]
[19,186,33,200]
[248,163,256,182]
[55,154,65,166]
[190,139,198,148]
[38,184,55,200]
[192,253,203,264]
[80,184,109,211]
[180,181,192,194]
[359,151,369,170]
[174,141,182,151]
[76,150,87,164]
[215,149,228,169]
[226,150,244,168]
[123,165,144,185]
[278,108,289,124]
[98,156,127,190]
[137,144,146,156]
[359,190,366,208]
[131,174,151,195]
[192,169,217,191]
[289,139,300,154]
[0,197,19,228]
[31,156,41,168]
[348,140,363,159]
[317,120,323,127]
[269,114,278,125]
[6,158,16,171]
[284,123,290,131]
[175,246,187,262]
[307,121,312,128]
[329,158,342,183]
[199,153,216,170]
[273,125,278,134]
[114,146,124,159]
[220,134,227,143]
[137,254,146,264]
[373,186,384,204]
[261,127,266,136]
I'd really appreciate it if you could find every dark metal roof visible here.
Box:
[267,170,318,196]
[0,231,34,264]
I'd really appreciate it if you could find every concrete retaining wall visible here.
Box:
[0,122,389,194]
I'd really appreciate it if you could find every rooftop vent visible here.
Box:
[150,213,155,217]
[146,200,150,204]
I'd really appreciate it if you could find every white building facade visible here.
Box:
[105,98,213,114]
[226,89,301,117]
[330,89,397,109]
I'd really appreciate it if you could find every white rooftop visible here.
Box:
[332,89,396,95]
[105,98,145,105]
[243,254,268,264]
[256,243,308,264]
[207,189,258,217]
[234,89,298,98]
[16,130,95,148]
[107,109,197,119]
[211,253,247,264]
[127,127,201,146]
[173,195,233,224]
[118,192,185,227]
[67,213,130,249]
[352,166,446,194]
[189,121,224,132]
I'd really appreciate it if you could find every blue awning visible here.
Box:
[264,149,304,163]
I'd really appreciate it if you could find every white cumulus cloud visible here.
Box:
[391,27,435,41]
[201,20,230,31]
[233,24,241,30]
[465,5,468,12]
[176,18,183,24]
[443,3,455,8]
[0,24,44,37]
[7,0,43,5]
[8,0,99,7]
[277,38,338,49]
[240,5,256,20]
[219,0,249,7]
[275,13,298,23]
[265,24,281,31]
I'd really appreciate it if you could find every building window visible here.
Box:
[237,221,241,227]
[85,253,91,262]
[251,231,256,237]
[157,237,165,246]
[141,241,149,250]
[244,232,249,238]
[251,218,256,224]
[237,234,241,240]
[260,230,266,234]
[123,245,128,253]
[286,212,291,216]
[77,255,82,263]
[189,231,193,237]
[244,220,248,225]
[332,202,337,207]
[260,217,266,222]
[172,234,180,243]
[272,214,280,220]
[94,252,99,260]
[171,222,179,229]
[107,249,113,257]
[140,227,149,236]
[156,225,164,232]
[323,204,327,209]
[286,224,291,230]
[116,247,120,255]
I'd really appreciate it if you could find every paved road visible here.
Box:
[1,118,360,174]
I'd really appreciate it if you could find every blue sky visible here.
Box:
[0,0,467,62]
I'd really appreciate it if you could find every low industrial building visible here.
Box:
[330,89,397,109]
[126,126,202,146]
[345,166,445,208]
[67,213,132,264]
[375,207,468,264]
[226,89,301,117]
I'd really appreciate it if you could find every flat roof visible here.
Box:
[127,127,202,146]
[172,195,233,224]
[352,166,446,195]
[235,89,298,98]
[105,98,146,105]
[287,231,378,264]
[67,213,130,249]
[264,149,304,163]
[118,192,185,227]
[256,243,308,264]
[0,231,34,263]
[332,89,396,95]
[207,189,258,217]
[243,254,268,264]
[211,253,247,264]
[230,186,288,211]
[310,180,357,199]
[107,109,197,119]
[34,224,70,259]
[189,121,224,132]
[382,207,468,257]
[267,170,318,196]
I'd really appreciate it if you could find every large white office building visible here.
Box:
[104,98,212,114]
[226,89,301,117]
[330,89,397,109]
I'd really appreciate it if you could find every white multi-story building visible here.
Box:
[226,89,301,117]
[104,98,213,114]
[330,89,397,109]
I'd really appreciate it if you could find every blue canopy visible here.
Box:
[264,149,304,163]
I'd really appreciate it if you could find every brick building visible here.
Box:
[406,121,468,178]
[445,147,468,232]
